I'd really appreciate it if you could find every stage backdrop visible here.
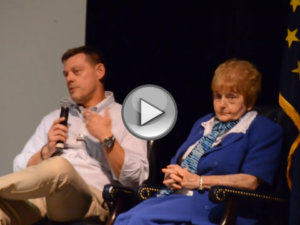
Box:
[0,0,86,175]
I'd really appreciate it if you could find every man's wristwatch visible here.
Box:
[101,135,115,149]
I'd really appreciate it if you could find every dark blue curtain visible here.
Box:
[85,0,289,183]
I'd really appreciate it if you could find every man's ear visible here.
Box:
[95,63,105,80]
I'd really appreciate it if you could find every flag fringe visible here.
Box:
[279,93,300,190]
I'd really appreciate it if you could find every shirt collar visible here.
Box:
[201,110,258,135]
[70,91,115,114]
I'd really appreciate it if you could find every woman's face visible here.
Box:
[213,90,249,122]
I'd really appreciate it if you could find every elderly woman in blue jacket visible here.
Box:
[114,59,283,225]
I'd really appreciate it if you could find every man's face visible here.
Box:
[63,53,104,106]
[213,90,248,122]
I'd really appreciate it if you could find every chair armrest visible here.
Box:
[209,185,288,204]
[208,186,288,225]
[102,183,163,204]
[102,184,163,225]
[103,184,136,202]
[137,184,162,200]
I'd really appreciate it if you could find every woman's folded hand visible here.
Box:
[162,164,200,190]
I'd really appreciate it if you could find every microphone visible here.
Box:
[56,97,73,150]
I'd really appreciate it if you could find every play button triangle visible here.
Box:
[140,98,164,126]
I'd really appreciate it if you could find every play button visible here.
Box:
[140,99,164,126]
[122,84,177,140]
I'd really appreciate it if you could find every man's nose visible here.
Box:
[66,73,75,83]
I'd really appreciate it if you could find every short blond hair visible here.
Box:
[211,59,262,108]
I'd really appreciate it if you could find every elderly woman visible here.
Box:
[114,59,283,225]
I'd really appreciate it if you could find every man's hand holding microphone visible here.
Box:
[40,98,71,160]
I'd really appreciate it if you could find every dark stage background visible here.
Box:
[85,0,289,183]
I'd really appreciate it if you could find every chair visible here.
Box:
[102,105,291,225]
[206,105,291,225]
[103,140,159,225]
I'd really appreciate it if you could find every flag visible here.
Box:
[279,1,300,224]
[279,0,300,190]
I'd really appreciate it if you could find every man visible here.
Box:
[0,46,149,224]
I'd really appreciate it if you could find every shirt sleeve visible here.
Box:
[116,130,149,187]
[107,103,149,187]
[13,112,57,172]
[241,116,283,186]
